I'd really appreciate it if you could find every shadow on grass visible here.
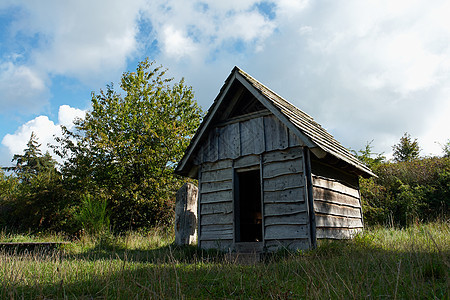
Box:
[3,243,448,299]
[2,228,449,299]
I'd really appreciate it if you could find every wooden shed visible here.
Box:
[175,67,375,252]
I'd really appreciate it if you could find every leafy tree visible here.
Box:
[352,140,385,168]
[392,132,420,162]
[54,59,203,230]
[442,139,450,158]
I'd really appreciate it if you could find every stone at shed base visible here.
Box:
[174,182,198,245]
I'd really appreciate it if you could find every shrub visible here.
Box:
[361,157,450,226]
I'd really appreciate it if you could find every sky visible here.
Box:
[1,0,449,168]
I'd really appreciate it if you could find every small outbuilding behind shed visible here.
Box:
[175,67,375,253]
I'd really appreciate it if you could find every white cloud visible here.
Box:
[0,0,145,113]
[1,105,86,159]
[2,116,58,157]
[58,105,86,129]
[0,62,49,112]
[162,25,199,59]
[142,0,278,60]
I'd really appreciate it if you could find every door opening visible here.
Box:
[235,169,262,242]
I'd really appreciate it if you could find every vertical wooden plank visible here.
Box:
[258,116,266,154]
[264,115,289,151]
[231,122,240,159]
[204,131,214,162]
[218,123,240,160]
[357,187,364,228]
[232,160,238,244]
[288,128,303,147]
[240,118,265,156]
[278,119,289,149]
[240,120,251,156]
[197,165,203,249]
[259,154,265,248]
[218,126,227,160]
[264,115,275,152]
[303,148,316,248]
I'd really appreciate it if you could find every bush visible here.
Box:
[361,157,450,227]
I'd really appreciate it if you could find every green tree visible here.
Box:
[55,59,203,230]
[392,132,420,162]
[442,139,450,158]
[352,140,385,168]
[1,133,71,231]
[6,132,56,182]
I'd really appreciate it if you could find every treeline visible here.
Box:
[356,135,450,227]
[0,59,203,234]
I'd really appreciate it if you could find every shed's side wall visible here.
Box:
[311,160,363,239]
[262,147,310,251]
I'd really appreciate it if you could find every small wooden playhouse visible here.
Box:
[175,67,375,252]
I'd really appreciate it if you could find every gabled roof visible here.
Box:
[175,67,376,178]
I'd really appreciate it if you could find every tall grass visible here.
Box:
[1,222,448,299]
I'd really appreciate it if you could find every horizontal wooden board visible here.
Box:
[201,190,233,204]
[264,202,307,216]
[264,224,308,240]
[314,201,362,218]
[200,240,233,251]
[201,202,233,215]
[316,228,362,240]
[312,176,360,198]
[202,168,233,183]
[200,229,234,241]
[315,214,363,229]
[264,213,308,226]
[200,224,233,232]
[313,187,361,208]
[264,187,305,203]
[201,180,232,194]
[263,174,304,192]
[263,147,303,163]
[265,239,310,252]
[201,160,232,172]
[263,159,303,179]
[234,154,260,169]
[201,213,233,225]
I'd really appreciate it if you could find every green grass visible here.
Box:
[1,222,448,299]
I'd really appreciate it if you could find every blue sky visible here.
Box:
[1,0,450,167]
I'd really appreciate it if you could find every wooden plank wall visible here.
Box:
[262,147,310,251]
[198,159,234,251]
[312,175,363,239]
[194,114,302,165]
[198,147,311,252]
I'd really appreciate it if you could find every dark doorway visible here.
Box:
[235,169,263,242]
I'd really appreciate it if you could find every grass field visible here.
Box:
[1,222,448,299]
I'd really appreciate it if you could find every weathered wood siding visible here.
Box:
[262,147,310,251]
[198,147,310,251]
[198,159,234,251]
[312,174,363,239]
[195,113,312,251]
[194,114,303,165]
